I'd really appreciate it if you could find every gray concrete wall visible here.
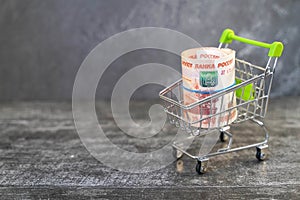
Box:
[0,0,299,101]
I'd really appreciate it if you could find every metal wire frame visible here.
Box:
[159,57,277,136]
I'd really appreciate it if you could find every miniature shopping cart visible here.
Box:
[159,28,284,174]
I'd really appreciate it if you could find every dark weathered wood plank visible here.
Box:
[0,98,299,199]
[0,186,299,200]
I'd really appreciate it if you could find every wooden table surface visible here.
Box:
[0,97,299,199]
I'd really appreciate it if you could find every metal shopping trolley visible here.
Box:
[159,29,284,174]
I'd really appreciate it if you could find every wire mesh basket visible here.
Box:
[159,28,284,174]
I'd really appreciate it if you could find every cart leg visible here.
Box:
[256,144,268,161]
[220,131,229,142]
[218,128,233,152]
[172,145,183,159]
[219,126,230,142]
[196,158,209,174]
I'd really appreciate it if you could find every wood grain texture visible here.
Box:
[0,98,299,199]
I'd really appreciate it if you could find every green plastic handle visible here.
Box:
[219,29,284,57]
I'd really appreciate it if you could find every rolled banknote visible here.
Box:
[181,47,237,128]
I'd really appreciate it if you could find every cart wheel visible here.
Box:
[172,146,183,159]
[256,146,267,161]
[195,159,209,174]
[219,131,228,142]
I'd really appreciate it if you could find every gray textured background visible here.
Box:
[0,0,299,101]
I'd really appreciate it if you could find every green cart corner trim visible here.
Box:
[235,78,255,101]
